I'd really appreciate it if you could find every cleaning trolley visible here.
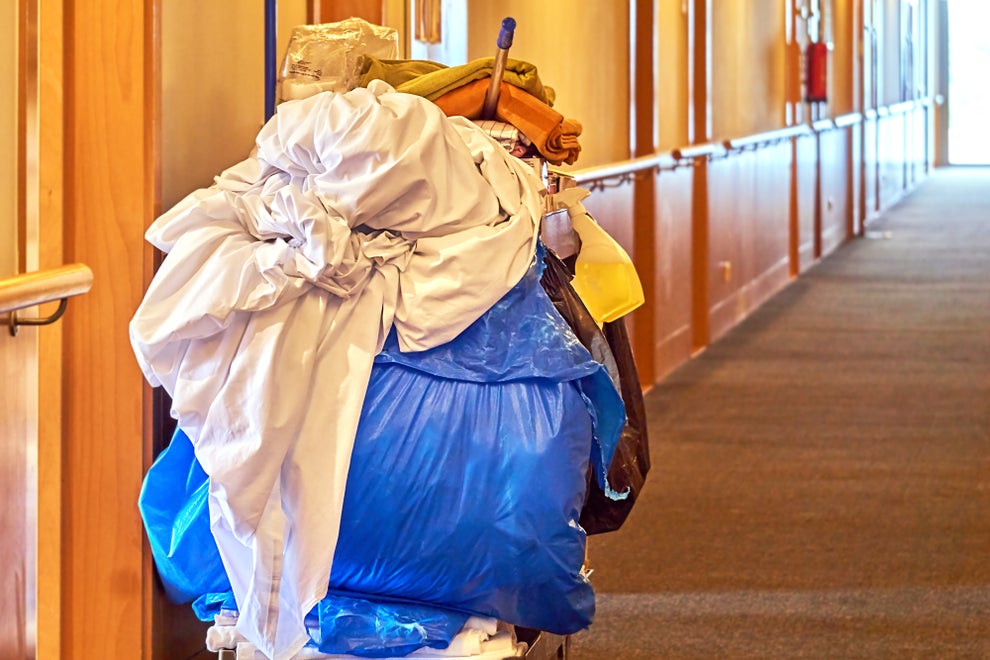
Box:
[133,15,648,660]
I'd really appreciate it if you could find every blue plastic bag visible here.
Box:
[139,250,624,654]
[138,426,230,604]
[192,589,470,658]
[314,595,470,658]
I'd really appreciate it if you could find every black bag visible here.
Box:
[540,250,651,535]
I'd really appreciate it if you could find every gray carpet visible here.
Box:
[571,167,990,659]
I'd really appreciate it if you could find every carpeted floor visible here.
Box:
[571,166,990,659]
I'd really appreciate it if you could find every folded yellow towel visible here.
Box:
[357,55,555,105]
[355,57,448,91]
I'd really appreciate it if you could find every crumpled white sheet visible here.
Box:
[130,80,543,660]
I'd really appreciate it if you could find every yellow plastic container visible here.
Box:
[569,211,645,324]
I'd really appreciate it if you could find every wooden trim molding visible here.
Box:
[631,0,656,386]
[19,0,67,657]
[687,0,711,353]
[62,0,157,657]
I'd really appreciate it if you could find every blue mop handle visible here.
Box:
[497,17,516,50]
[264,0,277,121]
[482,17,516,119]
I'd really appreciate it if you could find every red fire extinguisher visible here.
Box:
[805,41,828,103]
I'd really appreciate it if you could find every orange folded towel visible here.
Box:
[434,79,582,166]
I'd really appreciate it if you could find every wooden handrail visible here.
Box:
[723,124,812,151]
[887,100,919,115]
[672,142,727,161]
[834,112,863,128]
[570,151,679,186]
[0,264,94,314]
[812,118,836,133]
[564,100,926,188]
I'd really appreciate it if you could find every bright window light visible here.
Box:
[947,0,990,164]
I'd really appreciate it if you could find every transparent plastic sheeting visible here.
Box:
[277,18,399,103]
[140,254,625,657]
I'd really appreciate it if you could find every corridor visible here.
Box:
[574,167,990,658]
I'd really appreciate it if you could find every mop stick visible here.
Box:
[481,17,516,120]
[264,0,277,121]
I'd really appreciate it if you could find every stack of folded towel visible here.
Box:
[357,55,582,165]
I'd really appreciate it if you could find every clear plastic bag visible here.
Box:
[277,17,398,102]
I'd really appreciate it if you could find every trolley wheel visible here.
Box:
[512,626,569,659]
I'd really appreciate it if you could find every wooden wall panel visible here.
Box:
[877,112,906,211]
[161,2,265,208]
[577,171,692,384]
[751,144,793,280]
[3,3,16,277]
[863,115,879,223]
[916,108,925,184]
[818,128,852,257]
[467,1,630,168]
[313,0,382,24]
[657,0,689,150]
[706,155,742,341]
[911,108,926,184]
[62,0,156,657]
[880,0,902,106]
[849,122,863,237]
[26,0,66,657]
[711,0,786,138]
[832,0,857,115]
[653,167,694,381]
[0,329,37,660]
[630,0,656,386]
[706,143,792,342]
[584,185,635,259]
[2,0,31,653]
[794,134,818,271]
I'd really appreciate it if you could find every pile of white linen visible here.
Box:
[130,80,543,660]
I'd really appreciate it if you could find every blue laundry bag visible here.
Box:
[139,250,625,655]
